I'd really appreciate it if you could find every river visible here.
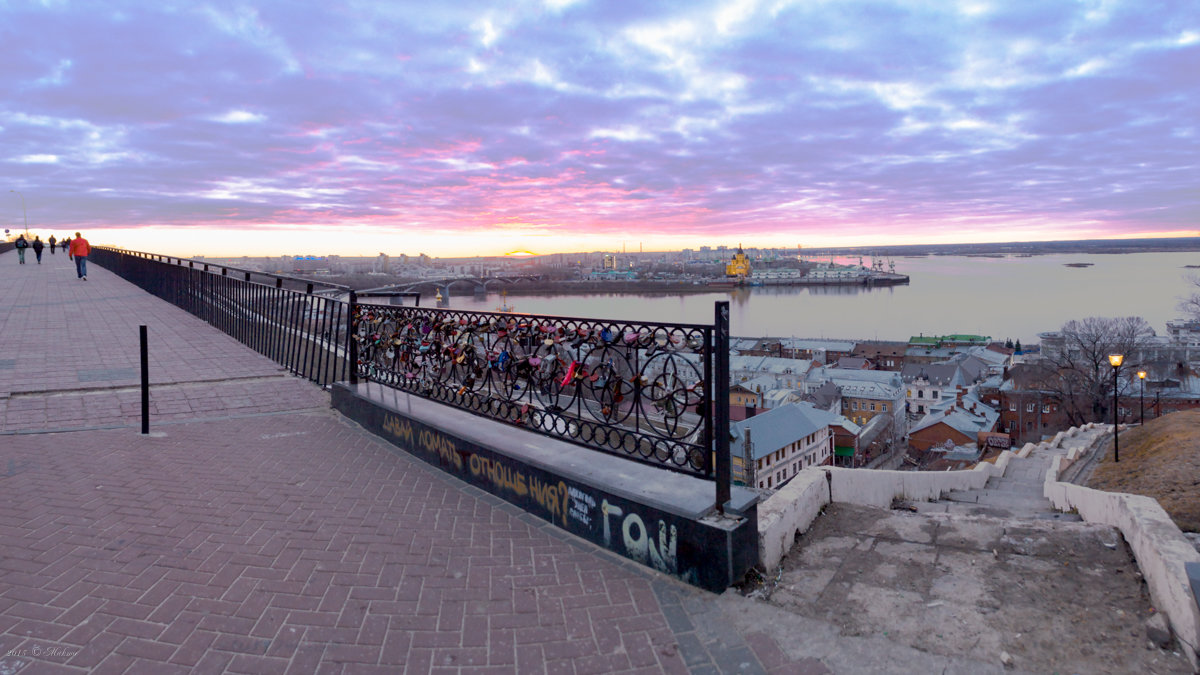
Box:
[438,252,1200,344]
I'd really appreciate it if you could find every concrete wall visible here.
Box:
[1046,445,1200,669]
[757,453,1013,570]
[757,421,1200,669]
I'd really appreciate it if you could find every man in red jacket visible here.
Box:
[68,231,90,280]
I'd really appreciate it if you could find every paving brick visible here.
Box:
[0,259,765,674]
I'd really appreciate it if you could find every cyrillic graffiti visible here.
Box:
[567,486,596,527]
[601,499,682,577]
[469,455,527,497]
[382,414,414,445]
[377,411,697,584]
[418,428,462,470]
[528,476,568,527]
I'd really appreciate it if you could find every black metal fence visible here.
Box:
[350,298,731,482]
[90,247,354,386]
[91,248,733,501]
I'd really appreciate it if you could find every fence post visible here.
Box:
[347,290,358,385]
[713,301,731,512]
[140,325,150,435]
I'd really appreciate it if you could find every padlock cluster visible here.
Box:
[350,304,713,473]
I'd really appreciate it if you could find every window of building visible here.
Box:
[917,390,924,398]
[869,402,876,411]
[931,391,939,399]
[1041,404,1051,414]
[1026,403,1036,413]
[917,405,924,414]
[852,401,859,410]
[1009,402,1016,411]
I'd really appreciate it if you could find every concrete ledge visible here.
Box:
[757,472,829,571]
[1046,455,1200,669]
[331,381,759,592]
[756,457,1012,570]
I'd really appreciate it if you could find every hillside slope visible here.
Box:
[1087,410,1200,532]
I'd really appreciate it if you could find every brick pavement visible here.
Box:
[0,249,822,673]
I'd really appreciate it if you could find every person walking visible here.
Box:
[31,236,44,264]
[48,234,57,255]
[14,234,28,264]
[61,237,69,253]
[68,231,90,280]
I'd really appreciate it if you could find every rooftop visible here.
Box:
[1,248,1195,674]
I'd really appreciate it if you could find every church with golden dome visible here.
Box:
[725,245,751,278]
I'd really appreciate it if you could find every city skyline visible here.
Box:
[4,1,1198,258]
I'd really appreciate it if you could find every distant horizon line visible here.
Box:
[172,235,1200,261]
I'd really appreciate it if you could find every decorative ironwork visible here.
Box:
[352,303,715,476]
[90,247,352,387]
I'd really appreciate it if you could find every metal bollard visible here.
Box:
[140,325,150,434]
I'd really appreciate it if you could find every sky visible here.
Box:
[3,1,1198,258]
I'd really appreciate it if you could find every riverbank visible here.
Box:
[435,273,910,296]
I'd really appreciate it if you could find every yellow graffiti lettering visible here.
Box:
[467,455,529,498]
[417,429,462,470]
[382,415,414,444]
[529,477,569,527]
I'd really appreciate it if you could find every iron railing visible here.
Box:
[90,247,355,386]
[350,299,731,480]
[90,247,733,501]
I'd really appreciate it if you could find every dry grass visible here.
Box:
[1087,410,1200,533]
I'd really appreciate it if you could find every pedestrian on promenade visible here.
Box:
[48,234,57,254]
[61,237,69,253]
[68,231,90,280]
[31,236,44,264]
[14,234,28,264]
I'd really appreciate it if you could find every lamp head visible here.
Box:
[1138,370,1146,379]
[1108,353,1124,368]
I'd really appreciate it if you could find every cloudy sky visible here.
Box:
[3,0,1198,257]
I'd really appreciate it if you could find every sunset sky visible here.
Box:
[3,1,1198,258]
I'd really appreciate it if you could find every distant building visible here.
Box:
[997,364,1067,444]
[1166,319,1200,349]
[804,367,906,437]
[725,245,751,278]
[731,402,834,489]
[853,340,906,371]
[908,394,1000,454]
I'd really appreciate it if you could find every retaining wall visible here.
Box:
[757,422,1199,669]
[1046,442,1200,669]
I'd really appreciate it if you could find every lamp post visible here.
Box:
[9,190,27,235]
[1109,354,1123,463]
[1137,370,1146,423]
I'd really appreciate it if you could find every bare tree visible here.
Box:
[1042,316,1155,425]
[1179,273,1200,322]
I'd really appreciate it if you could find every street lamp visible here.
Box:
[1137,370,1147,423]
[1108,353,1123,463]
[9,190,27,235]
